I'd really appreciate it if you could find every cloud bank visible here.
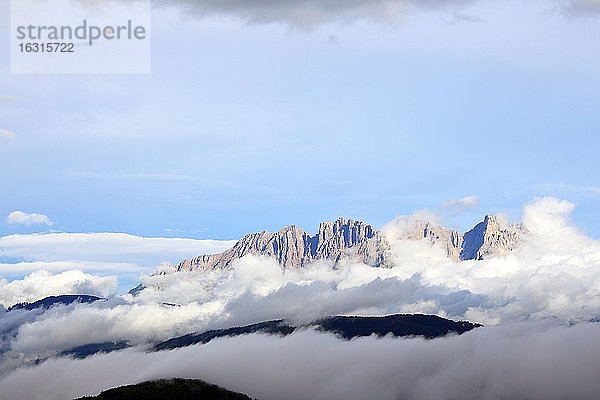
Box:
[0,232,235,270]
[0,233,235,308]
[1,322,599,400]
[0,271,117,309]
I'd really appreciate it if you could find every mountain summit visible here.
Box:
[177,218,389,271]
[398,215,524,261]
[175,215,524,272]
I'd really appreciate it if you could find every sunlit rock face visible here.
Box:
[175,215,524,272]
[397,220,464,260]
[460,215,524,260]
[176,218,389,271]
[398,215,524,261]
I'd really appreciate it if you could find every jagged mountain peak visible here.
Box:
[174,214,525,273]
[460,214,524,260]
[176,218,387,272]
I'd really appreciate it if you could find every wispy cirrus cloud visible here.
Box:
[0,96,16,140]
[67,171,199,182]
[441,195,480,215]
[537,182,600,196]
[443,195,480,208]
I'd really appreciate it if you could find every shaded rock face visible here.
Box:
[460,215,524,260]
[176,218,390,272]
[175,215,524,273]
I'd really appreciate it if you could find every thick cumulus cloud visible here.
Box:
[0,197,599,395]
[1,322,600,400]
[380,197,600,323]
[5,211,52,226]
[0,270,117,308]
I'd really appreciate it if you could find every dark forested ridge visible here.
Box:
[75,378,254,400]
[7,294,103,311]
[154,314,481,351]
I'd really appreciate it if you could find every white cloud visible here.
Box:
[0,270,117,308]
[0,261,144,275]
[0,129,16,140]
[5,211,52,226]
[444,195,480,208]
[521,196,576,235]
[442,195,480,215]
[1,322,600,400]
[0,232,235,266]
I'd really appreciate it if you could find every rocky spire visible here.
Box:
[460,215,523,260]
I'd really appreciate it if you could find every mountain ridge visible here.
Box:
[153,314,482,351]
[173,215,524,273]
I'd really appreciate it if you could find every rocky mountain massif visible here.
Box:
[175,215,525,272]
[177,218,388,271]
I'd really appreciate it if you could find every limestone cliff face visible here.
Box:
[175,215,524,273]
[176,218,390,272]
[460,215,523,260]
[398,216,524,261]
[399,221,464,260]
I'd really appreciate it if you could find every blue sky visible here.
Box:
[1,0,600,240]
